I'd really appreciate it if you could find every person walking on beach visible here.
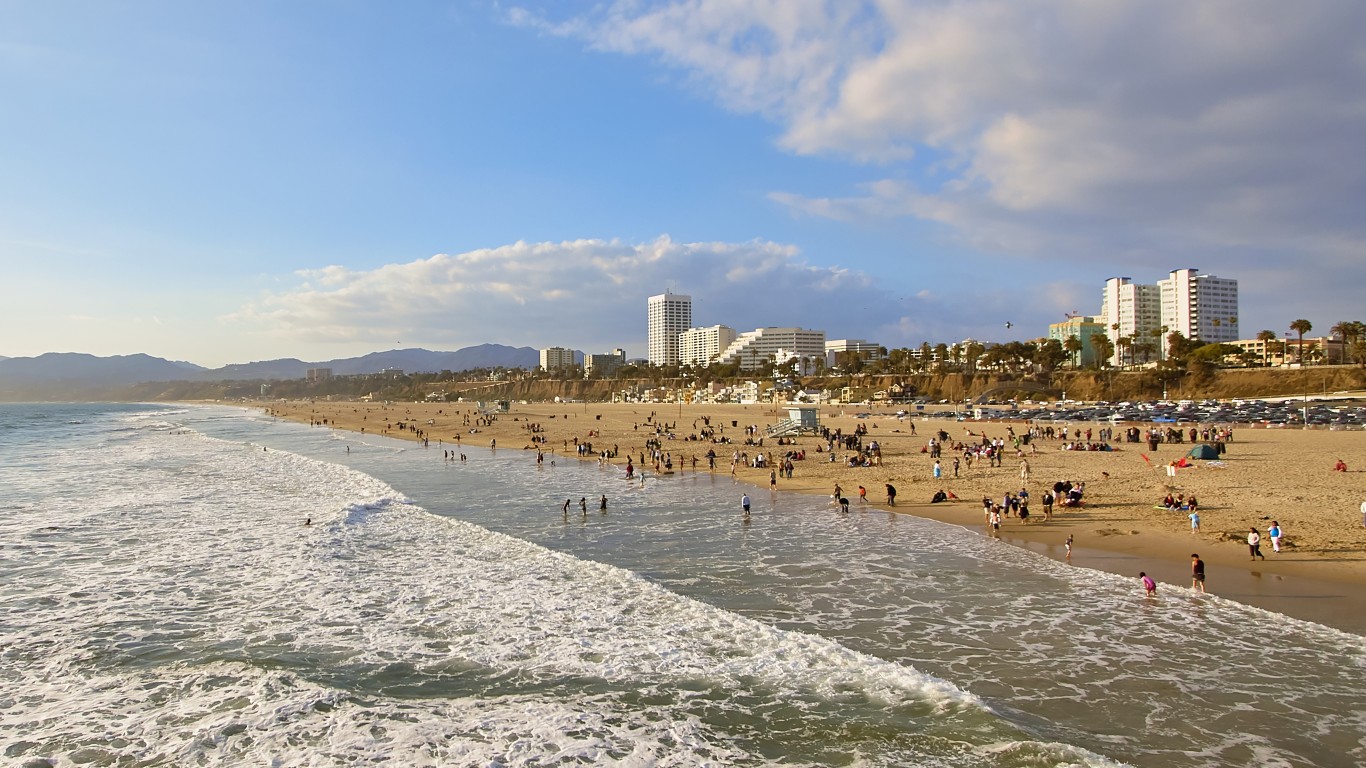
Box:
[1248,528,1265,561]
[885,483,897,507]
[1020,458,1030,482]
[741,494,751,518]
[1191,554,1206,593]
[858,485,867,504]
[1360,498,1366,528]
[1140,572,1157,597]
[1188,510,1200,534]
[770,470,778,490]
[1065,534,1073,561]
[1267,521,1283,553]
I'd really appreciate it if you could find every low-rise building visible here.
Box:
[825,339,882,368]
[1048,316,1108,367]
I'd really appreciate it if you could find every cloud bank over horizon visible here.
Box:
[228,236,970,358]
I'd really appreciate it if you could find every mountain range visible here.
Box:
[0,344,547,398]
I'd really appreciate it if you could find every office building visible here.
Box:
[583,349,627,378]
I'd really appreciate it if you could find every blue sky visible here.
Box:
[4,1,1363,367]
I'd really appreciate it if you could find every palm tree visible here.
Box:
[1330,321,1361,364]
[1063,335,1083,369]
[1149,325,1168,361]
[1256,330,1278,367]
[1091,334,1114,370]
[1289,319,1313,365]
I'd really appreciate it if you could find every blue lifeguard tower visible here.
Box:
[766,405,821,437]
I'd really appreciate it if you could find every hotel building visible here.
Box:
[716,327,827,371]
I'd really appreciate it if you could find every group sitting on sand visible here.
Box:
[1161,493,1199,511]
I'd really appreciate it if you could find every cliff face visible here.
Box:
[417,368,1366,405]
[6,366,1362,404]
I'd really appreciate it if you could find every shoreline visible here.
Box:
[244,399,1366,636]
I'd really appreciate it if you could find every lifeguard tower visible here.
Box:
[765,405,821,437]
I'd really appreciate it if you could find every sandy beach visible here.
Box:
[253,398,1366,633]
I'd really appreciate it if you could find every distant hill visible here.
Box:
[0,344,545,400]
[207,345,541,380]
[0,353,204,388]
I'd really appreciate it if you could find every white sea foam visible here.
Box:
[12,404,1364,767]
[5,410,1120,767]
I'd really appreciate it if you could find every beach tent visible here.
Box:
[1188,444,1219,460]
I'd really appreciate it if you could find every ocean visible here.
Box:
[1,402,1362,767]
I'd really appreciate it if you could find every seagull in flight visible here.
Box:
[1004,322,1013,329]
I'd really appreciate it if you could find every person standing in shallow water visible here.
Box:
[885,484,897,506]
[1191,554,1207,593]
[1140,572,1157,596]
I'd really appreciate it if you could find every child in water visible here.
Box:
[1140,572,1157,596]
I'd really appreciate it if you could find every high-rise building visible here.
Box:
[1157,268,1239,350]
[539,347,576,371]
[1099,277,1162,366]
[678,325,736,366]
[647,291,692,366]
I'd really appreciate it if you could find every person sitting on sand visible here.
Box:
[931,489,948,503]
[1162,493,1176,509]
[1334,459,1348,472]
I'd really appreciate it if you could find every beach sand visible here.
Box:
[252,399,1366,634]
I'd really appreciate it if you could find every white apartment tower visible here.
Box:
[647,291,692,366]
[1099,277,1162,365]
[678,325,736,367]
[1157,268,1239,349]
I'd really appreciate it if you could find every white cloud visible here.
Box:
[521,1,1366,273]
[226,236,894,353]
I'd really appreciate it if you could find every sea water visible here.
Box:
[0,404,1362,767]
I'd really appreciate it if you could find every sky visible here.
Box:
[3,0,1363,368]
